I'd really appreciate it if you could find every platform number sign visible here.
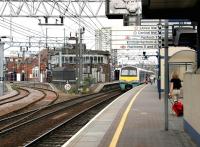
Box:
[64,83,71,91]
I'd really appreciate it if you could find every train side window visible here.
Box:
[140,71,145,81]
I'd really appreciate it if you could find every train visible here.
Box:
[119,66,154,91]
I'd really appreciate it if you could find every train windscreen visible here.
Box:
[121,68,137,76]
[121,69,129,75]
[129,69,137,76]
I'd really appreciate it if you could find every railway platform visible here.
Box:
[91,81,119,93]
[63,84,197,147]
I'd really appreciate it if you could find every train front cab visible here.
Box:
[119,67,139,91]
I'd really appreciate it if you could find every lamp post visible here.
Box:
[38,40,41,82]
[79,27,85,91]
[0,36,9,96]
[20,46,28,81]
[164,19,169,131]
[69,35,79,93]
[0,41,4,96]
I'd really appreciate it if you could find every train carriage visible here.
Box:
[119,66,154,91]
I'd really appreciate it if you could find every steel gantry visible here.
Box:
[0,0,105,18]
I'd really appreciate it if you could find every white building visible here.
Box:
[95,27,111,51]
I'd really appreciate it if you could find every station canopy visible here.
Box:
[142,0,200,20]
[169,49,196,63]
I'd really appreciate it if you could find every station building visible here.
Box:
[49,45,111,84]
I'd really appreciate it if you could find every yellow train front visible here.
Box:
[119,66,153,91]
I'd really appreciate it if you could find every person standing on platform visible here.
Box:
[150,75,154,85]
[169,71,182,101]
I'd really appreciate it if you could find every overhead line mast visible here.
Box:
[0,0,105,17]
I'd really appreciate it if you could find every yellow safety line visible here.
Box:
[109,85,147,147]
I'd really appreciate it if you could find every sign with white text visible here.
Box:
[111,26,160,50]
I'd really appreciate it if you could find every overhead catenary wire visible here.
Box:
[0,2,93,42]
[0,1,109,50]
[47,1,97,34]
[0,22,64,44]
[75,1,111,50]
[0,22,65,47]
[76,1,110,39]
[85,2,104,28]
[0,18,45,38]
[4,2,76,37]
[77,1,102,30]
[55,0,111,38]
[2,1,99,38]
[47,0,101,50]
[41,1,102,50]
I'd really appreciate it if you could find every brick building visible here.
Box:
[5,49,48,81]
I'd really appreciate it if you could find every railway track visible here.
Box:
[17,87,59,111]
[0,87,59,119]
[0,88,121,147]
[26,94,118,147]
[0,87,29,106]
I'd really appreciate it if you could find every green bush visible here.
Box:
[11,84,19,90]
[83,77,95,87]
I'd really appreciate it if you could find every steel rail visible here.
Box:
[25,91,121,147]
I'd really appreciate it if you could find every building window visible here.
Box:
[69,56,73,63]
[94,56,97,63]
[86,56,90,63]
[98,56,101,63]
[100,57,103,63]
[90,56,93,63]
[32,66,39,78]
[62,57,65,63]
[65,57,69,63]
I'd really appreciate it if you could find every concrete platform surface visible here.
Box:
[62,84,197,147]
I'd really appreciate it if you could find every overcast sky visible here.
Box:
[0,1,157,65]
[1,14,123,56]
